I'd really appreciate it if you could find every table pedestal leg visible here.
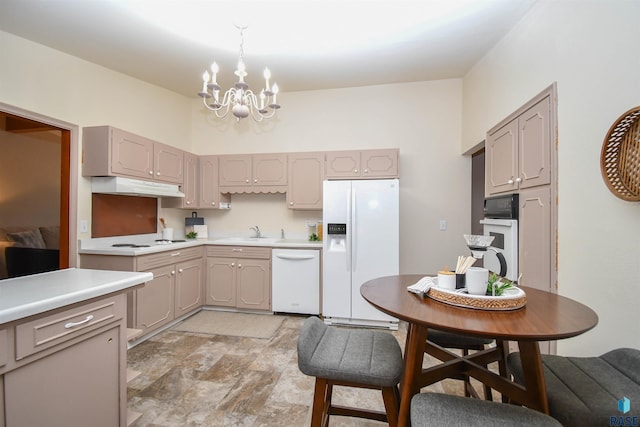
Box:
[399,323,428,427]
[517,341,550,414]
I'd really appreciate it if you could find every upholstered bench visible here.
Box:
[508,348,640,427]
[297,316,403,427]
[411,393,562,426]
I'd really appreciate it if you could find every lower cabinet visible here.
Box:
[206,246,271,311]
[1,294,129,427]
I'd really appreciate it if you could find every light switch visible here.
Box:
[439,220,447,231]
[80,220,89,233]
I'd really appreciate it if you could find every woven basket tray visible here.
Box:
[428,286,526,311]
[601,106,640,201]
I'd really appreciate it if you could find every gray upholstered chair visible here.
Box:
[427,329,497,400]
[410,393,562,426]
[297,316,403,427]
[508,347,640,427]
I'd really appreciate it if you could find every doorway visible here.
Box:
[0,103,79,272]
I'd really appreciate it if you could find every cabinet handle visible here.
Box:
[245,179,250,183]
[354,169,358,173]
[171,270,176,275]
[231,262,235,267]
[186,201,191,205]
[254,179,258,183]
[156,172,161,176]
[171,252,181,256]
[289,201,294,206]
[238,263,242,268]
[508,179,514,185]
[178,268,183,273]
[211,202,216,206]
[148,171,153,175]
[232,248,243,252]
[515,177,522,183]
[64,315,94,329]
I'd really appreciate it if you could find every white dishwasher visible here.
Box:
[272,248,320,315]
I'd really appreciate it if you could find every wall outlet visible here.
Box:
[80,219,89,233]
[439,220,447,231]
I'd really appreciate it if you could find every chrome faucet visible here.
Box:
[281,228,285,239]
[250,226,261,238]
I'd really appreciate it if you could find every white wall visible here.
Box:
[187,80,471,274]
[462,0,640,355]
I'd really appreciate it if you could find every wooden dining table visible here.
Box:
[360,274,599,427]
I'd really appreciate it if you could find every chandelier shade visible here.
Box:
[197,26,280,122]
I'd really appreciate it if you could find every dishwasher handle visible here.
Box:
[275,253,317,261]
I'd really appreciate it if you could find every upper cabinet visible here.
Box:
[219,153,287,193]
[287,152,324,210]
[485,96,551,195]
[325,149,399,179]
[82,126,184,184]
[199,155,230,209]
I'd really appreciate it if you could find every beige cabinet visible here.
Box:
[199,155,230,209]
[2,294,128,427]
[219,153,287,192]
[485,96,551,195]
[325,149,399,179]
[287,152,324,210]
[80,247,203,339]
[206,246,271,310]
[518,186,552,292]
[82,125,184,184]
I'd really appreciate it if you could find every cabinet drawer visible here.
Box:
[207,246,271,259]
[137,246,203,271]
[15,295,125,360]
[0,328,7,367]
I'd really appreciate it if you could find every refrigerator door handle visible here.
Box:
[346,186,352,272]
[352,187,357,272]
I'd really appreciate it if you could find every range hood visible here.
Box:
[91,177,185,198]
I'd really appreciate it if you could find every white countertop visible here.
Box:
[0,268,153,324]
[78,237,322,256]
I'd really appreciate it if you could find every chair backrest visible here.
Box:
[297,316,327,369]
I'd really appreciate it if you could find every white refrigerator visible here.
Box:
[322,179,399,328]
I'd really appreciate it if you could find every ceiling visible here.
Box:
[0,0,536,97]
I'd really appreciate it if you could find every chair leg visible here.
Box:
[311,378,329,427]
[381,385,400,427]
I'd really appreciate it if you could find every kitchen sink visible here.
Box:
[213,237,281,244]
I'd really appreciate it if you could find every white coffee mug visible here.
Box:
[465,267,489,295]
[437,272,456,290]
[162,227,174,241]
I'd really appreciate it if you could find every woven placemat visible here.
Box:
[428,287,526,311]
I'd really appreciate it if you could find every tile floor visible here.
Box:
[127,314,475,427]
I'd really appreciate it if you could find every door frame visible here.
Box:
[0,102,79,269]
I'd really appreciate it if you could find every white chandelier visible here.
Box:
[198,25,280,122]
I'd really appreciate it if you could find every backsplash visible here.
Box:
[92,194,157,237]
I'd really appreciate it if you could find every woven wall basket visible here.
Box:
[601,106,640,201]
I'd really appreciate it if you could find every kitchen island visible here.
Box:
[0,268,152,427]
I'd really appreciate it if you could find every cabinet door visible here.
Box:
[287,152,324,209]
[236,259,271,310]
[325,151,361,178]
[200,155,230,209]
[5,327,121,427]
[253,154,287,186]
[519,186,552,292]
[111,127,154,179]
[137,265,175,333]
[175,258,203,318]
[486,118,519,195]
[206,257,236,307]
[219,155,252,186]
[154,143,184,184]
[180,152,198,208]
[361,149,399,178]
[519,96,551,189]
